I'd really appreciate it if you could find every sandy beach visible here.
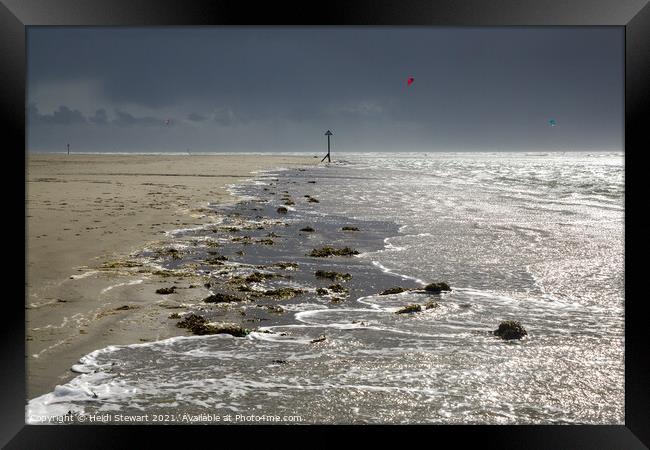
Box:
[26,153,313,399]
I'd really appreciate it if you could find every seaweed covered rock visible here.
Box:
[245,272,281,283]
[316,287,329,296]
[494,321,528,340]
[277,207,288,214]
[155,286,177,295]
[257,239,275,245]
[203,293,244,304]
[315,270,352,281]
[379,287,408,295]
[309,246,360,257]
[327,284,349,294]
[177,314,250,337]
[423,282,451,293]
[395,304,422,314]
[424,301,439,309]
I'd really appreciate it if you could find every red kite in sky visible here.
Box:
[407,77,414,86]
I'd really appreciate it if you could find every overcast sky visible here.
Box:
[27,27,623,153]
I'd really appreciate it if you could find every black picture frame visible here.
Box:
[2,0,648,447]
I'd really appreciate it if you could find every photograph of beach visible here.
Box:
[26,27,624,424]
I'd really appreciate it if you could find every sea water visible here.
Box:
[27,152,624,424]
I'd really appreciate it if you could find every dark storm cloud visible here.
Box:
[28,104,87,126]
[27,27,623,152]
[89,108,108,125]
[113,110,165,127]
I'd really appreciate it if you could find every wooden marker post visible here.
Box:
[321,130,333,163]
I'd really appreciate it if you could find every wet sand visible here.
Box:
[26,153,313,399]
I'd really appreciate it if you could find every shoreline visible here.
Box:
[26,153,314,399]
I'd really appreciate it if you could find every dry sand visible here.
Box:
[26,153,314,399]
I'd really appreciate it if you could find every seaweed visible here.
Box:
[263,287,305,298]
[309,246,359,257]
[245,272,282,283]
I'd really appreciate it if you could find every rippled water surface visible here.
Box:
[28,152,624,424]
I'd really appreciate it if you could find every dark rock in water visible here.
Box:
[315,270,352,281]
[156,286,177,295]
[316,287,329,296]
[309,246,360,257]
[494,321,528,340]
[379,287,408,295]
[203,293,244,303]
[308,180,316,183]
[272,359,288,364]
[257,238,275,245]
[307,197,320,203]
[423,282,451,293]
[300,226,315,232]
[310,335,326,343]
[283,200,295,206]
[424,301,439,310]
[341,226,360,231]
[168,312,181,319]
[395,304,422,314]
[264,287,305,298]
[177,314,249,336]
[277,207,288,214]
